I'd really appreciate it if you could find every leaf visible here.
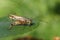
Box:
[0,0,60,40]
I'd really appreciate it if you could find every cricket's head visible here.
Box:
[27,19,35,26]
[27,19,32,25]
[29,19,32,23]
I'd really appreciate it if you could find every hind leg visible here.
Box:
[8,22,15,30]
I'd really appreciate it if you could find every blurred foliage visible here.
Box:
[0,0,60,40]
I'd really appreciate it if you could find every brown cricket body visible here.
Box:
[8,14,32,29]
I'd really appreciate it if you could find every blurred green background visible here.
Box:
[0,0,60,40]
